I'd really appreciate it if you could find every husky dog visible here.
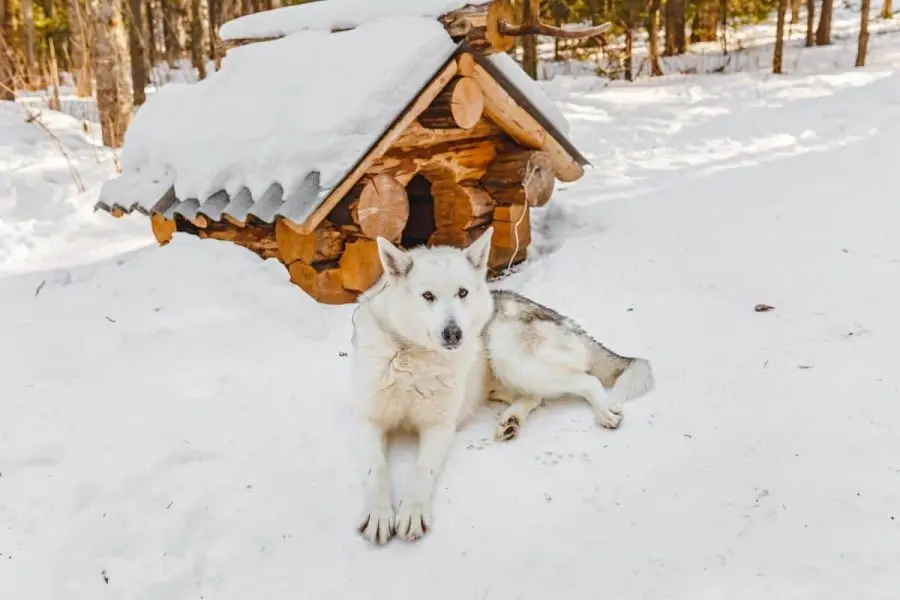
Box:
[351,228,653,545]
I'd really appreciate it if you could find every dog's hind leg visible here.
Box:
[358,424,395,545]
[495,361,623,430]
[562,373,624,429]
[494,394,542,441]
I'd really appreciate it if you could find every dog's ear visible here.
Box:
[465,226,493,273]
[376,237,412,278]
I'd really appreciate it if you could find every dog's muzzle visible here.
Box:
[440,322,463,349]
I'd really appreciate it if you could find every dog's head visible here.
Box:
[375,228,494,353]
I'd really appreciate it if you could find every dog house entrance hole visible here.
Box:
[401,173,436,248]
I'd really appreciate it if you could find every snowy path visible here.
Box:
[3,65,900,598]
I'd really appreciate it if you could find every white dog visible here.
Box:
[351,228,654,545]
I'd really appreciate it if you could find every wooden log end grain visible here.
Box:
[433,182,494,230]
[482,149,554,206]
[355,174,410,243]
[339,238,384,292]
[418,76,484,130]
[288,261,358,305]
[275,219,345,265]
[150,213,177,246]
[485,0,516,53]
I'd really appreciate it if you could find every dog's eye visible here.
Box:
[458,288,468,298]
[422,291,435,302]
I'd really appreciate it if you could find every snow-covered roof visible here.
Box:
[219,0,481,41]
[488,52,569,137]
[101,17,457,224]
[97,13,587,229]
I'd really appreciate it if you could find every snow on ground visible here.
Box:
[0,102,150,275]
[3,23,900,600]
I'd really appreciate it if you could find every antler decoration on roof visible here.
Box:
[497,0,612,40]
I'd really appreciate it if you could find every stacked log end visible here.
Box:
[482,149,555,207]
[439,0,516,54]
[417,76,484,130]
[354,174,410,243]
[151,213,177,245]
[340,238,383,293]
[287,261,357,305]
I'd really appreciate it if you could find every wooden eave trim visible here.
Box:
[461,48,589,183]
[288,50,462,235]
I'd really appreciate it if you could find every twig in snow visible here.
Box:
[104,316,116,323]
[17,106,87,193]
[754,304,775,312]
[34,280,46,297]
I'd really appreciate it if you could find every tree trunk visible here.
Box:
[1,63,14,99]
[241,0,251,16]
[207,0,218,61]
[816,0,833,45]
[721,0,728,55]
[89,0,134,148]
[806,0,815,46]
[0,4,13,99]
[648,0,663,76]
[882,0,892,19]
[129,0,147,104]
[521,0,538,80]
[145,0,157,67]
[190,0,207,78]
[68,0,93,96]
[165,0,187,65]
[773,0,788,74]
[856,0,870,66]
[48,43,61,110]
[23,0,37,86]
[790,0,801,24]
[665,0,687,55]
[690,0,718,42]
[624,0,634,81]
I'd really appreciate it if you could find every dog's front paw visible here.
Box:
[495,415,520,442]
[359,505,395,545]
[394,500,431,541]
[596,404,624,429]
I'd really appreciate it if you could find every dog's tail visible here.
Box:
[590,344,655,403]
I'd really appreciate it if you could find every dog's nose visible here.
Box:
[441,323,463,347]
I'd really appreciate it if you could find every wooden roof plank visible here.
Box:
[465,51,586,182]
